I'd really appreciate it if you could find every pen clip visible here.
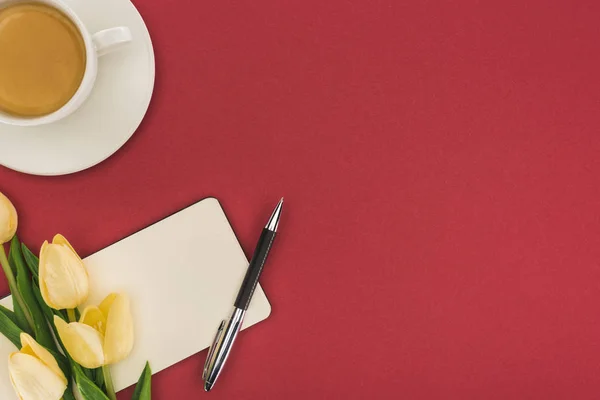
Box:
[203,319,226,380]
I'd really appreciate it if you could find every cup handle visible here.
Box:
[92,27,132,56]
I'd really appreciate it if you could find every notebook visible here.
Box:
[0,197,271,397]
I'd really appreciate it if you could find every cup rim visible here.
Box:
[0,0,98,127]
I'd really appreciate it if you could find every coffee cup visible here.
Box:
[0,0,132,126]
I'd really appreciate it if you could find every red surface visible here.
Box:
[2,0,600,398]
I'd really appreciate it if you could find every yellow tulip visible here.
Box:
[8,333,67,400]
[54,293,134,369]
[0,192,18,244]
[39,234,89,310]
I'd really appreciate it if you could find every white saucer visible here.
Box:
[0,0,155,176]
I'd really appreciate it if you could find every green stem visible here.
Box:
[102,365,117,400]
[67,308,77,323]
[0,244,35,330]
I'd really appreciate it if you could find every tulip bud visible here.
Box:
[39,234,89,310]
[8,333,67,400]
[0,192,17,244]
[55,293,134,369]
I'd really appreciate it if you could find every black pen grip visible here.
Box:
[234,228,276,310]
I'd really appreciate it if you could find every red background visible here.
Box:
[2,0,600,398]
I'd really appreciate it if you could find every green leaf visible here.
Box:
[12,299,32,335]
[0,306,23,348]
[32,281,53,322]
[7,242,17,279]
[8,239,32,334]
[9,237,24,276]
[131,362,152,400]
[11,237,55,349]
[0,304,19,326]
[31,279,70,364]
[83,366,95,381]
[63,382,77,400]
[47,348,72,382]
[94,367,105,391]
[21,243,39,280]
[71,362,110,400]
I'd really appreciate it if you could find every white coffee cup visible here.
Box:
[0,0,132,126]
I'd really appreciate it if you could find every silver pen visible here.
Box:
[203,198,284,392]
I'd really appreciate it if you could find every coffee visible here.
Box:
[0,2,86,117]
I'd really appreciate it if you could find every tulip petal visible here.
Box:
[104,293,134,364]
[52,234,83,262]
[54,316,105,368]
[80,306,107,335]
[39,242,89,309]
[99,293,118,317]
[39,241,53,308]
[19,333,66,385]
[9,353,67,400]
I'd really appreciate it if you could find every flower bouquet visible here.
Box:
[0,192,151,400]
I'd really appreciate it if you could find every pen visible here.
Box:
[203,198,284,392]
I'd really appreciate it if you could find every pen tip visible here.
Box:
[266,198,284,231]
[204,382,213,392]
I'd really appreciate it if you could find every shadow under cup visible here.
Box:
[0,1,88,120]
